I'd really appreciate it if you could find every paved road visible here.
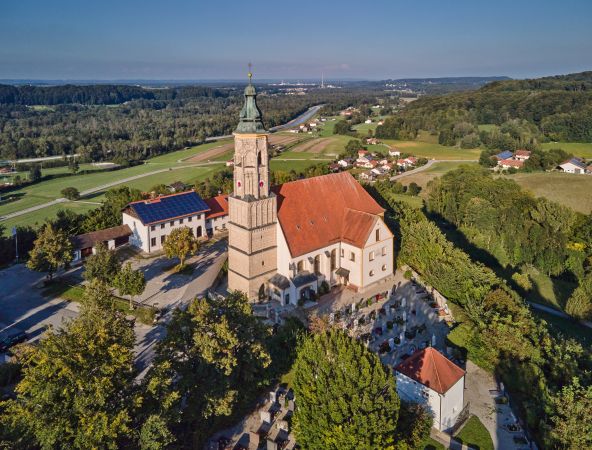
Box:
[0,239,227,375]
[269,104,323,131]
[528,301,592,329]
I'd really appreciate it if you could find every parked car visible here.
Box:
[0,328,27,353]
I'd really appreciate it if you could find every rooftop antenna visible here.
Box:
[321,72,325,88]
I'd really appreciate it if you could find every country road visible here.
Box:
[0,105,324,222]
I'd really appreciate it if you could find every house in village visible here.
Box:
[366,137,380,145]
[395,348,466,432]
[495,150,514,161]
[358,171,374,181]
[389,148,401,157]
[514,149,531,161]
[122,191,228,253]
[337,158,352,168]
[364,119,372,124]
[498,159,524,169]
[559,157,589,174]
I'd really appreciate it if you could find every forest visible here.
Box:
[375,71,592,147]
[0,84,378,163]
[367,179,592,449]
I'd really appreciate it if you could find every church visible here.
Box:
[228,72,395,304]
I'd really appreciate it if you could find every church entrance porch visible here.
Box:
[335,267,350,286]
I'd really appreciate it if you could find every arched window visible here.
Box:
[330,249,337,271]
[369,270,375,277]
[196,226,202,237]
[382,264,387,271]
[297,260,304,273]
[257,152,262,166]
[314,255,321,274]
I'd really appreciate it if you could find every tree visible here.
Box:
[1,280,136,449]
[406,182,421,196]
[68,157,79,174]
[83,242,121,284]
[293,330,400,449]
[146,291,271,446]
[139,415,175,450]
[333,120,352,136]
[26,224,72,280]
[549,377,592,449]
[28,164,41,182]
[114,262,146,309]
[162,226,199,270]
[565,275,592,320]
[61,186,80,200]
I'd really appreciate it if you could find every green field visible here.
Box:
[506,172,592,214]
[383,138,481,160]
[523,266,576,311]
[454,415,493,450]
[541,141,592,158]
[398,161,479,193]
[2,201,99,232]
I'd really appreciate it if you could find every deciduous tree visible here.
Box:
[83,242,121,284]
[26,224,72,280]
[162,226,199,270]
[114,262,146,309]
[293,330,400,449]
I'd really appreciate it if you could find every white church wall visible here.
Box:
[361,219,394,287]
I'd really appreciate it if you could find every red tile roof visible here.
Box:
[205,194,229,219]
[396,348,465,395]
[274,172,384,257]
[515,150,531,157]
[499,159,524,168]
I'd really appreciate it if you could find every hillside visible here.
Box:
[391,71,592,142]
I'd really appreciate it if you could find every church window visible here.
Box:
[350,252,355,262]
[151,237,156,247]
[376,229,380,241]
[382,246,386,256]
[369,270,375,277]
[314,255,321,274]
[297,260,304,273]
[369,251,375,261]
[330,249,337,271]
[340,248,344,258]
[161,224,165,229]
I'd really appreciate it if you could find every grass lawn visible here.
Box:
[42,280,156,325]
[424,437,446,450]
[505,172,592,214]
[533,309,592,346]
[454,415,494,450]
[2,201,98,234]
[523,266,576,310]
[541,141,592,158]
[387,193,424,209]
[398,161,479,194]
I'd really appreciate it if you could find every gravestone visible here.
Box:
[260,410,271,424]
[389,337,395,350]
[269,391,277,404]
[351,303,356,314]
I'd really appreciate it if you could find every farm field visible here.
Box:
[541,141,592,158]
[506,172,592,214]
[1,163,110,183]
[384,139,481,160]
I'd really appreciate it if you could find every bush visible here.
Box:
[404,269,412,280]
[60,186,80,200]
[512,272,532,291]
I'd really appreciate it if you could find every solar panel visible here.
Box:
[130,192,210,224]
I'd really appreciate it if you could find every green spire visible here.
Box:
[235,66,266,134]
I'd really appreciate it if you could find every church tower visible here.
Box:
[227,70,277,300]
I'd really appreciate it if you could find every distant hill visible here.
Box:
[383,76,511,95]
[393,71,592,142]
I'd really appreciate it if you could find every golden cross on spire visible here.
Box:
[248,62,253,84]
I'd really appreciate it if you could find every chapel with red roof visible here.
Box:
[227,73,394,303]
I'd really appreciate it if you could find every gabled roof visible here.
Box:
[395,348,465,395]
[124,191,209,225]
[274,172,384,257]
[499,159,524,168]
[561,158,587,169]
[71,224,132,250]
[496,150,514,160]
[515,149,531,156]
[341,209,378,248]
[205,195,229,220]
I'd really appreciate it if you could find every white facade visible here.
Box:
[396,371,465,432]
[123,212,207,253]
[205,214,229,234]
[271,216,394,306]
[559,162,587,174]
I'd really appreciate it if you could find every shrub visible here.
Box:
[512,272,532,291]
[404,269,412,280]
[60,186,80,200]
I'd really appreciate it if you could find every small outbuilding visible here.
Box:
[71,224,132,262]
[395,347,466,432]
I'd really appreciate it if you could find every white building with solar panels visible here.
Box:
[122,191,228,253]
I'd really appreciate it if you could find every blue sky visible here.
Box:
[1,0,591,80]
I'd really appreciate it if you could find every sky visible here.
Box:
[1,0,591,81]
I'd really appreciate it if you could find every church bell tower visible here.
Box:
[227,70,277,300]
